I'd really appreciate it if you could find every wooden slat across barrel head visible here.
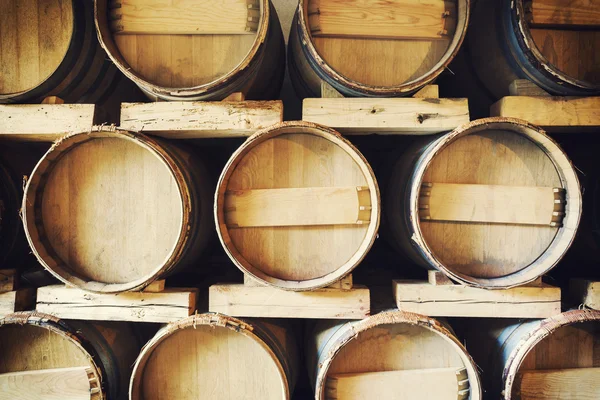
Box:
[288,0,470,97]
[22,127,213,293]
[129,313,298,400]
[386,117,581,288]
[94,0,286,101]
[215,121,380,291]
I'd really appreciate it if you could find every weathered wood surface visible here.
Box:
[516,367,600,400]
[527,0,600,28]
[0,367,94,400]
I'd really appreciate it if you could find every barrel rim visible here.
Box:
[408,117,582,288]
[295,0,471,96]
[214,121,381,291]
[129,312,290,400]
[21,127,192,293]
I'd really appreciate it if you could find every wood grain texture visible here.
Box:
[516,367,600,399]
[303,98,469,134]
[508,79,551,96]
[529,0,600,27]
[0,367,93,400]
[393,280,561,318]
[0,290,35,317]
[209,284,369,319]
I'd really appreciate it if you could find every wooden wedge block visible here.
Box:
[209,284,369,319]
[308,0,456,40]
[0,289,36,318]
[0,367,94,400]
[36,285,197,323]
[0,270,18,293]
[119,101,283,138]
[393,280,561,318]
[515,368,600,400]
[413,84,440,99]
[527,0,600,28]
[569,279,600,309]
[303,98,469,135]
[509,79,550,97]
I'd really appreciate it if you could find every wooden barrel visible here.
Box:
[0,312,141,400]
[21,127,213,293]
[466,0,600,98]
[215,121,380,291]
[288,0,470,98]
[385,117,581,288]
[0,0,127,105]
[306,311,481,400]
[94,0,286,101]
[0,162,20,268]
[130,313,298,400]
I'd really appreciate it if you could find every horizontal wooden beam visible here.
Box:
[224,186,371,228]
[516,368,600,400]
[0,367,94,400]
[308,0,456,40]
[419,183,566,227]
[527,0,600,28]
[110,0,260,35]
[303,98,469,135]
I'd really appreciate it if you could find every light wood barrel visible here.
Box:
[306,311,482,400]
[215,121,380,291]
[130,313,298,400]
[0,162,20,268]
[385,117,581,288]
[22,128,213,293]
[288,0,470,98]
[466,0,600,98]
[0,312,141,400]
[94,0,286,101]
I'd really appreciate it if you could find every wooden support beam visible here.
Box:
[569,279,600,310]
[109,0,260,35]
[0,289,36,318]
[224,186,371,228]
[393,280,561,318]
[419,183,566,227]
[527,0,600,28]
[0,367,95,400]
[119,101,283,139]
[0,270,18,293]
[308,0,456,40]
[303,98,470,135]
[515,368,600,400]
[325,368,469,400]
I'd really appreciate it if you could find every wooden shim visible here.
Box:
[509,80,550,97]
[143,279,166,293]
[516,368,600,400]
[224,186,371,228]
[327,274,353,291]
[0,367,94,400]
[302,98,469,135]
[109,0,259,35]
[209,284,370,319]
[0,104,97,142]
[0,270,18,293]
[569,279,600,309]
[428,270,454,286]
[413,85,440,99]
[490,97,600,132]
[0,289,36,318]
[119,101,283,139]
[419,183,565,227]
[321,81,344,98]
[393,280,561,318]
[527,0,600,28]
[36,285,197,323]
[325,368,469,400]
[308,0,456,40]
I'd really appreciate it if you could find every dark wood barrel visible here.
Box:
[0,161,21,268]
[21,127,213,293]
[288,0,470,98]
[130,313,298,400]
[0,312,141,400]
[385,117,581,288]
[94,0,286,101]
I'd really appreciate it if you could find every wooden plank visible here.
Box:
[326,368,469,400]
[0,270,17,293]
[0,104,97,142]
[36,285,197,323]
[119,101,283,139]
[490,96,600,132]
[394,280,561,318]
[303,98,469,135]
[308,0,456,40]
[209,284,369,319]
[0,367,93,400]
[419,183,565,226]
[110,0,259,35]
[224,186,371,228]
[569,279,600,310]
[528,0,600,28]
[516,368,600,400]
[413,85,440,99]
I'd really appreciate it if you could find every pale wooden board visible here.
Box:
[517,368,600,400]
[0,104,97,142]
[119,101,283,138]
[0,289,35,318]
[529,0,600,27]
[393,280,561,318]
[308,0,455,40]
[569,280,600,310]
[302,98,469,134]
[110,0,258,35]
[326,368,468,400]
[209,284,369,319]
[0,367,92,400]
[36,285,197,323]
